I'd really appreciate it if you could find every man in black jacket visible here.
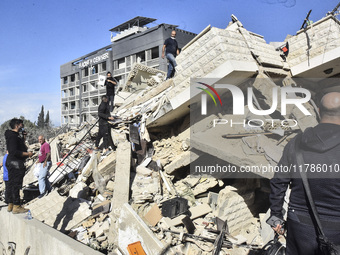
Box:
[95,95,114,153]
[5,118,33,214]
[269,92,340,254]
[104,72,116,112]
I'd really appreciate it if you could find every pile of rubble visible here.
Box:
[1,11,340,255]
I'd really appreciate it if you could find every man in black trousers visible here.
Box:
[5,118,33,214]
[269,92,340,254]
[95,95,114,153]
[104,72,116,112]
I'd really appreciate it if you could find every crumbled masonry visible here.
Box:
[1,14,340,254]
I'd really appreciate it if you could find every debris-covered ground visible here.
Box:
[1,12,340,255]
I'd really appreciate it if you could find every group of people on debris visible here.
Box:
[1,118,52,214]
[95,30,180,154]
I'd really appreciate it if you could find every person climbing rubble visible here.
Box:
[162,30,179,80]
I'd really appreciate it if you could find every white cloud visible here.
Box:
[0,92,61,126]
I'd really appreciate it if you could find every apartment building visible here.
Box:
[60,16,196,126]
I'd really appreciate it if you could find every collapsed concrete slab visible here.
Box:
[287,15,340,78]
[117,203,164,255]
[26,191,92,233]
[0,202,104,255]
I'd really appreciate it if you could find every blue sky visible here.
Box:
[0,0,338,126]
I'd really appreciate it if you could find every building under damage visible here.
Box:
[1,8,340,255]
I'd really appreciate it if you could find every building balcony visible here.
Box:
[82,92,89,98]
[75,95,80,100]
[82,107,89,112]
[99,88,106,94]
[62,98,68,102]
[61,84,68,90]
[90,90,98,96]
[69,96,75,101]
[62,110,68,115]
[81,77,89,83]
[89,74,98,81]
[69,109,75,114]
[90,106,98,112]
[113,68,125,76]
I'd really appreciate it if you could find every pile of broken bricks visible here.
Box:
[0,120,270,255]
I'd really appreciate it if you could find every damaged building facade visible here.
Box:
[1,7,340,255]
[60,16,196,127]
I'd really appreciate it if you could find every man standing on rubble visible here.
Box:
[162,30,179,80]
[269,92,340,254]
[5,118,33,214]
[104,72,116,112]
[95,95,114,154]
[36,135,52,198]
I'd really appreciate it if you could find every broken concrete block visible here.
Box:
[105,180,115,192]
[92,200,111,217]
[77,152,99,182]
[92,161,107,195]
[117,203,164,254]
[95,220,110,238]
[162,203,212,227]
[164,151,197,174]
[144,204,162,226]
[136,165,153,176]
[27,191,92,233]
[82,218,96,228]
[97,151,116,182]
[215,185,256,234]
[88,221,101,237]
[69,182,89,199]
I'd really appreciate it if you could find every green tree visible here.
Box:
[37,105,45,128]
[45,110,50,128]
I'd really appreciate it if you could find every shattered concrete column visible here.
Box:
[111,141,131,210]
[108,141,131,246]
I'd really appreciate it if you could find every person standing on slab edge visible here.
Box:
[269,92,340,254]
[36,135,52,198]
[5,118,33,214]
[95,95,114,154]
[162,30,179,80]
[104,72,116,112]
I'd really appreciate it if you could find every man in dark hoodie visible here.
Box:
[5,118,33,214]
[269,92,340,254]
[95,95,114,153]
[104,72,116,112]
